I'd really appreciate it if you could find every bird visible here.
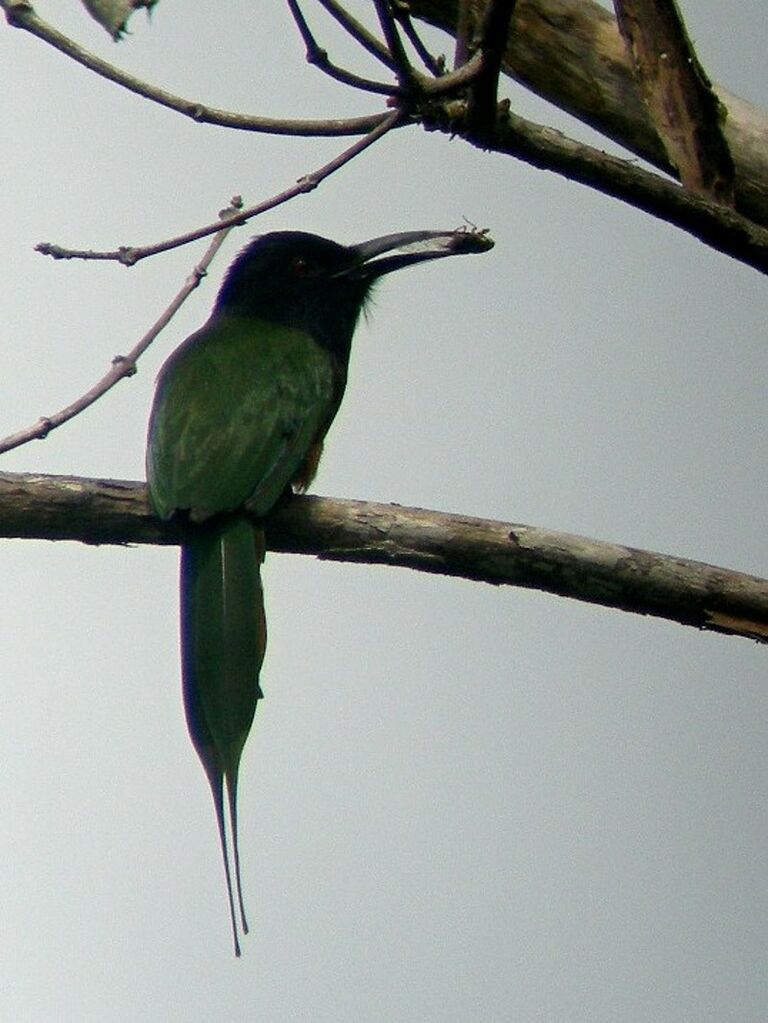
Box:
[145,227,493,956]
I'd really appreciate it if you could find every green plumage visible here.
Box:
[147,312,338,957]
[147,314,337,520]
[180,515,264,948]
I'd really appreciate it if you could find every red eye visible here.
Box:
[291,256,312,276]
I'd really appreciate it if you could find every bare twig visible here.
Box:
[0,199,244,456]
[315,0,397,69]
[373,0,415,89]
[391,1,445,76]
[0,0,383,137]
[410,54,484,96]
[37,110,402,264]
[614,0,735,203]
[425,100,768,274]
[287,0,399,95]
[454,0,474,69]
[467,0,518,137]
[0,472,766,643]
[295,106,403,178]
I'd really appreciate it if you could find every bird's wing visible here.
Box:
[146,314,337,521]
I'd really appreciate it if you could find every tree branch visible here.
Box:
[0,199,244,455]
[5,0,765,273]
[423,100,768,274]
[391,0,445,76]
[3,113,403,452]
[0,0,384,137]
[287,0,399,96]
[466,0,518,137]
[407,0,768,228]
[36,110,402,264]
[614,0,735,203]
[374,0,416,89]
[0,471,766,644]
[452,0,473,68]
[316,0,398,69]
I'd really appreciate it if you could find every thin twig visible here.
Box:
[315,0,397,69]
[297,106,403,177]
[0,198,244,456]
[37,110,402,264]
[287,0,399,95]
[373,0,414,88]
[454,0,474,69]
[467,0,518,137]
[0,0,382,137]
[391,1,445,76]
[418,53,483,95]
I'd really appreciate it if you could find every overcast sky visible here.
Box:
[1,2,766,1020]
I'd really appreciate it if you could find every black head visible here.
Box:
[215,228,493,362]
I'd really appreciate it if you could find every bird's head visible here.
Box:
[215,228,493,361]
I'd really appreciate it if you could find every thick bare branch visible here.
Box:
[453,0,473,67]
[408,0,768,228]
[614,0,735,203]
[0,472,766,643]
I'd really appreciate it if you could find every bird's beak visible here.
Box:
[349,228,494,279]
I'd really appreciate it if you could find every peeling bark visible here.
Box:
[614,0,734,203]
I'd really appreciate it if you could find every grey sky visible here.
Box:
[1,2,766,1020]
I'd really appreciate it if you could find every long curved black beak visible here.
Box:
[349,228,494,279]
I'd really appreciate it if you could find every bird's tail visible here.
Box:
[180,513,266,957]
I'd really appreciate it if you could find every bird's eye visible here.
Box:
[290,256,313,277]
